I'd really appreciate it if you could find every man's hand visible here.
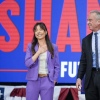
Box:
[76,78,82,91]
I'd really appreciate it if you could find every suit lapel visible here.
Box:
[47,50,50,62]
[87,33,93,56]
[34,44,39,60]
[35,44,38,51]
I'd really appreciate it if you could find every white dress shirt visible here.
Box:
[92,30,100,68]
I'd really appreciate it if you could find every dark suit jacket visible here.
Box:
[77,32,93,89]
[25,43,60,82]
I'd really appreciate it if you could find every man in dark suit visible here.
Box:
[76,10,100,100]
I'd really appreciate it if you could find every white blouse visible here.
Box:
[38,51,48,74]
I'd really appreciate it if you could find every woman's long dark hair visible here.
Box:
[31,22,54,58]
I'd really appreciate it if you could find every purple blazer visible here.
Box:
[25,43,60,82]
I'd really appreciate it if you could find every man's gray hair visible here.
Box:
[90,10,100,19]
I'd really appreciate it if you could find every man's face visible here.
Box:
[87,13,99,32]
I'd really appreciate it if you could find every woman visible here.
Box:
[25,22,60,100]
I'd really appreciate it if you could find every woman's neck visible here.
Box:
[38,39,46,46]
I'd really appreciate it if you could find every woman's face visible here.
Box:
[34,25,47,40]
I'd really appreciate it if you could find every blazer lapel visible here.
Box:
[87,33,93,56]
[34,44,39,60]
[47,50,50,62]
[35,44,38,51]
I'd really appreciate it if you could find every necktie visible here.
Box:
[94,33,99,70]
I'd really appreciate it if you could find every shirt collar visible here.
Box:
[93,30,100,35]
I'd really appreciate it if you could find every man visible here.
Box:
[76,10,100,100]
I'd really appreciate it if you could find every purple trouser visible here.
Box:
[26,76,54,100]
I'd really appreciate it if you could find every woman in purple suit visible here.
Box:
[25,22,60,100]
